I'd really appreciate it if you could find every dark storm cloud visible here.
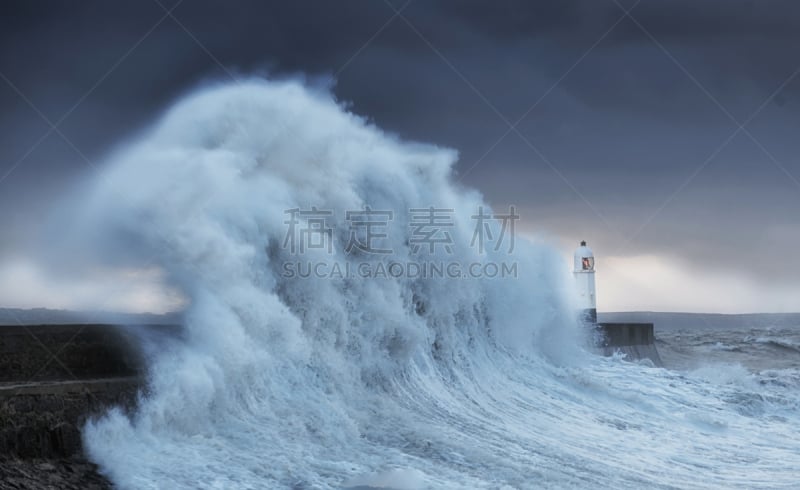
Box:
[0,0,799,299]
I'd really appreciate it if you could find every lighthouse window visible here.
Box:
[582,257,594,270]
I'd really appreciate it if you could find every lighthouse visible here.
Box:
[573,240,597,324]
[570,240,663,365]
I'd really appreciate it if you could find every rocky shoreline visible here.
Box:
[0,457,111,489]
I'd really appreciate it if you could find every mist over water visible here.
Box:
[76,80,800,489]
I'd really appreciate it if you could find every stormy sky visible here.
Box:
[1,0,799,313]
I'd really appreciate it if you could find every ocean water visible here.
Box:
[69,80,800,489]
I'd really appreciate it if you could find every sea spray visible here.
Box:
[79,79,579,488]
[77,80,800,489]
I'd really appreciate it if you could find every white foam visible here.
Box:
[75,79,800,489]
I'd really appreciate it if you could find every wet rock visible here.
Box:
[0,457,112,489]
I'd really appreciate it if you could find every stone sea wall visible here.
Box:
[0,378,140,459]
[0,324,178,487]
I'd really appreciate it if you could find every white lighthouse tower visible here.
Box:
[573,240,597,324]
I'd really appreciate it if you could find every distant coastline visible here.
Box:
[0,307,182,326]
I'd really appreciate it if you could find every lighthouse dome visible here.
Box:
[573,240,595,272]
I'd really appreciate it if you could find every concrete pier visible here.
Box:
[596,322,663,366]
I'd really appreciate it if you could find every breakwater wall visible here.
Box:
[0,324,179,459]
[596,322,663,366]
